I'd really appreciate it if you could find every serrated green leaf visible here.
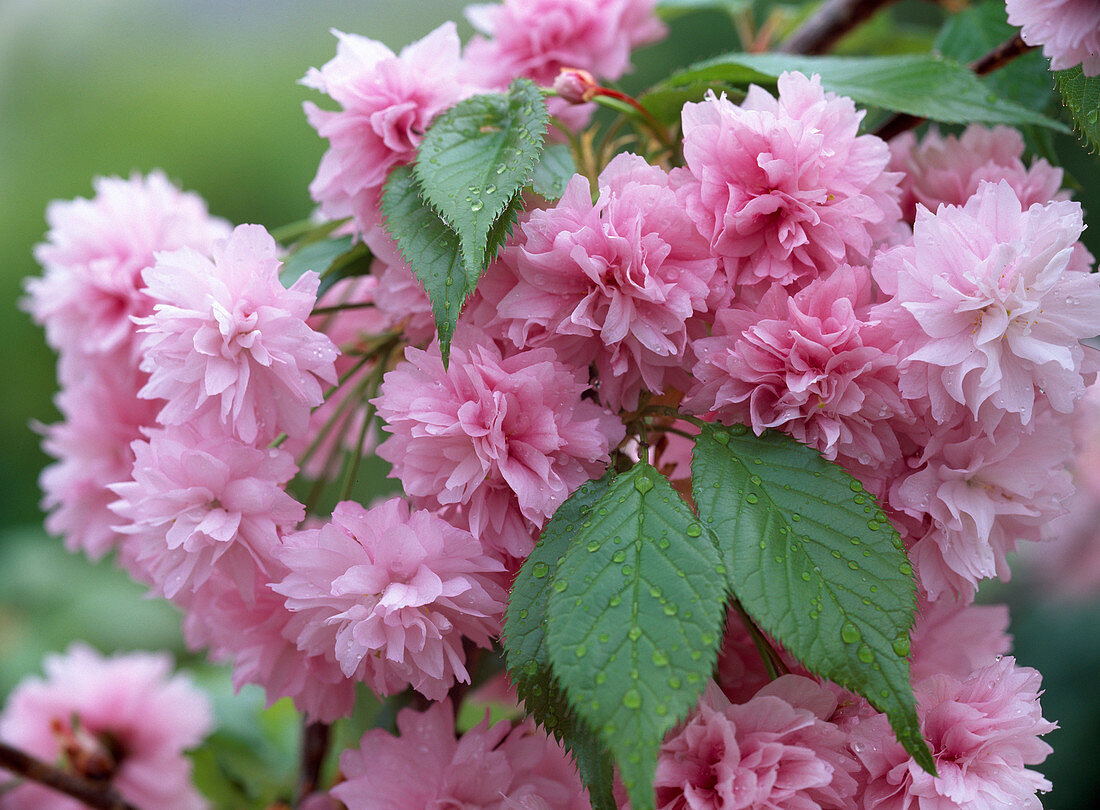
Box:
[691,423,934,775]
[650,52,1069,132]
[530,143,577,201]
[1056,67,1100,154]
[546,462,728,810]
[414,78,547,279]
[505,473,618,810]
[380,165,467,364]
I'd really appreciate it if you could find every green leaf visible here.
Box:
[530,142,577,201]
[546,462,728,810]
[380,165,467,364]
[935,0,1053,113]
[1056,67,1100,154]
[414,78,547,279]
[691,423,934,774]
[505,473,618,810]
[655,0,748,20]
[649,52,1069,132]
[280,235,371,299]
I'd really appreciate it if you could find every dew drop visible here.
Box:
[849,480,863,492]
[531,562,549,579]
[729,424,748,436]
[599,633,610,643]
[750,475,762,485]
[899,562,913,576]
[800,571,812,581]
[575,644,588,658]
[663,603,678,616]
[595,672,607,685]
[495,163,507,174]
[686,522,703,537]
[634,475,654,494]
[652,650,670,667]
[713,431,730,445]
[622,564,634,576]
[658,538,671,549]
[612,550,627,563]
[628,626,642,641]
[715,564,727,576]
[867,520,880,531]
[587,540,601,553]
[622,689,642,709]
[649,585,663,598]
[759,540,767,550]
[853,495,865,504]
[848,561,860,571]
[608,594,622,607]
[553,580,568,592]
[655,703,668,716]
[668,676,682,689]
[471,200,484,212]
[517,609,528,620]
[857,644,875,664]
[841,622,861,644]
[746,493,759,504]
[892,634,911,658]
[485,184,497,194]
[791,513,801,522]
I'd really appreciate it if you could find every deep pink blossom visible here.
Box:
[852,657,1055,810]
[304,22,480,235]
[485,152,718,411]
[0,644,211,810]
[24,171,230,362]
[1007,0,1100,74]
[655,678,859,810]
[109,423,304,603]
[183,568,357,723]
[686,264,909,465]
[891,407,1074,600]
[875,180,1100,431]
[374,326,623,559]
[464,0,665,87]
[137,224,338,445]
[272,498,506,701]
[332,700,589,810]
[677,73,901,297]
[888,124,1066,221]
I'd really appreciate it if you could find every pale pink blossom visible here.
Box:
[0,644,211,810]
[371,255,436,345]
[891,407,1074,600]
[875,180,1100,431]
[332,700,589,810]
[109,423,304,603]
[183,569,357,723]
[374,326,623,559]
[686,264,909,466]
[24,171,230,362]
[677,73,902,297]
[37,359,159,560]
[485,152,718,411]
[304,22,480,235]
[463,0,666,130]
[272,498,506,701]
[888,125,1066,221]
[137,224,338,445]
[655,678,859,810]
[852,657,1055,810]
[1007,0,1100,74]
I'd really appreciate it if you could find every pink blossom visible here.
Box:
[24,171,230,362]
[686,264,909,465]
[1007,0,1100,74]
[0,644,211,810]
[852,657,1056,810]
[272,498,506,701]
[464,0,665,87]
[655,678,859,810]
[485,152,718,411]
[332,700,589,810]
[183,569,357,723]
[137,224,339,445]
[908,598,1012,682]
[714,610,773,706]
[37,359,159,560]
[891,406,1074,600]
[875,180,1100,430]
[304,22,480,235]
[374,326,623,559]
[109,423,304,603]
[371,255,436,345]
[677,73,901,296]
[888,125,1066,221]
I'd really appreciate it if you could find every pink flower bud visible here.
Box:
[553,67,597,103]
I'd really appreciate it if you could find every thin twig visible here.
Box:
[0,742,140,810]
[295,721,331,805]
[779,0,900,55]
[874,32,1036,140]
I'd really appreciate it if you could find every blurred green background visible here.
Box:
[1,1,1098,807]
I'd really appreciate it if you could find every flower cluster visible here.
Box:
[20,0,1092,807]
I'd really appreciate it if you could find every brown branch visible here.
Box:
[779,0,901,55]
[874,32,1036,141]
[0,741,140,810]
[295,721,331,806]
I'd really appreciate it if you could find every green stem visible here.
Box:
[336,345,395,503]
[591,91,673,151]
[732,600,790,680]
